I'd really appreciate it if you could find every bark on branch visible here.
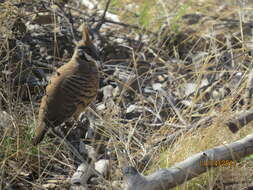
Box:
[226,109,253,133]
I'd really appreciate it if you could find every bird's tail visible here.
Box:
[33,122,47,146]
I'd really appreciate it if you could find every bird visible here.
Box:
[33,24,100,146]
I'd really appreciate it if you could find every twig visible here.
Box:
[55,4,77,42]
[103,18,157,35]
[33,60,57,71]
[160,89,188,126]
[94,0,111,32]
[42,0,77,42]
[62,4,156,35]
[157,115,214,146]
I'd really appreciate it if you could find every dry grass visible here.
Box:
[1,0,253,189]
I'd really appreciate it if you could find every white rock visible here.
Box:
[80,0,98,9]
[152,83,163,91]
[95,159,109,177]
[126,105,139,113]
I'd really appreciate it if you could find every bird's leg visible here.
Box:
[49,124,84,165]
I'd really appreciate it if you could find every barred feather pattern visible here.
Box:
[33,60,99,145]
[32,25,100,145]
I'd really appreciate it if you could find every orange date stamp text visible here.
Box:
[200,160,236,168]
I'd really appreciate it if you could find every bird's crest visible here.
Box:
[81,24,91,44]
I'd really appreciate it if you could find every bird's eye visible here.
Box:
[77,45,99,62]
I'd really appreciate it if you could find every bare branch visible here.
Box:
[124,133,253,190]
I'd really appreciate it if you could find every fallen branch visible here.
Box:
[123,132,253,190]
[226,109,253,133]
[244,69,253,109]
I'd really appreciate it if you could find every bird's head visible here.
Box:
[74,24,101,68]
